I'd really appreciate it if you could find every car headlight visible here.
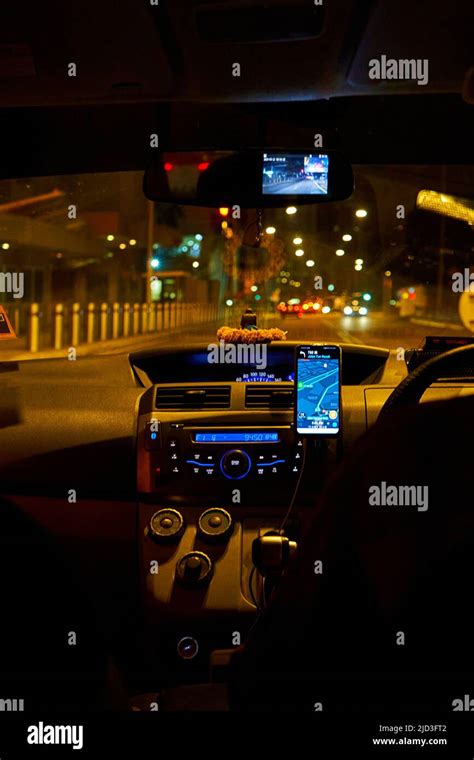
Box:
[322,306,331,314]
[359,306,368,315]
[343,306,353,315]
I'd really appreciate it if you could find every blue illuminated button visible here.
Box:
[220,449,251,480]
[145,421,161,451]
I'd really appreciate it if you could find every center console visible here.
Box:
[135,382,330,684]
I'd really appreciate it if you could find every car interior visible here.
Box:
[1,0,474,753]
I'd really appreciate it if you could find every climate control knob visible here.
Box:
[176,551,213,586]
[198,508,233,542]
[149,509,184,543]
[219,449,251,479]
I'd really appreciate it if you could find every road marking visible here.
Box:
[411,318,462,330]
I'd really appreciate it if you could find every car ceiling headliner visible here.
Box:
[0,0,472,109]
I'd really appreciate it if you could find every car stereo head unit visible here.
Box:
[137,421,303,505]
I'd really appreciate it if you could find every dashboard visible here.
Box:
[2,341,473,687]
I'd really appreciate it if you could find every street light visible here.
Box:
[342,234,352,242]
[336,249,345,256]
[355,209,368,218]
[265,226,276,234]
[129,239,137,246]
[293,236,303,245]
[151,258,160,268]
[306,260,315,267]
[106,234,114,241]
[286,206,297,215]
[355,258,364,265]
[192,261,200,268]
[251,285,258,292]
[295,249,304,257]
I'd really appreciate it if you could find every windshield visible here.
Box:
[1,165,473,360]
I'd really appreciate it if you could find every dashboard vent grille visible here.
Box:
[245,385,294,410]
[155,386,231,409]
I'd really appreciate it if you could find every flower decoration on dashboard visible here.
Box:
[217,326,287,344]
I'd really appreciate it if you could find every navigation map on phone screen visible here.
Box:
[295,345,341,435]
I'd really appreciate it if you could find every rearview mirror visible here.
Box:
[143,149,353,208]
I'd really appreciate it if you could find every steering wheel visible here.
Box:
[379,343,474,417]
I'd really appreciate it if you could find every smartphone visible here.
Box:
[295,344,342,435]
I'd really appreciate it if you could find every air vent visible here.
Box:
[156,386,231,409]
[245,384,294,410]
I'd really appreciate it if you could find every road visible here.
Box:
[1,309,470,361]
[272,310,469,351]
[264,176,327,195]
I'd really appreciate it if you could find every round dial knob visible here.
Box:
[149,509,184,543]
[198,508,233,542]
[219,449,251,479]
[176,552,213,586]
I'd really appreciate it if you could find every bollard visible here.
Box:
[87,303,95,343]
[148,302,156,332]
[100,302,108,341]
[71,303,80,346]
[28,302,40,353]
[54,303,64,350]
[13,307,20,334]
[123,303,130,337]
[112,302,120,339]
[133,303,140,335]
[141,303,148,333]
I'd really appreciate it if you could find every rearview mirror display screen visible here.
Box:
[262,152,329,195]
